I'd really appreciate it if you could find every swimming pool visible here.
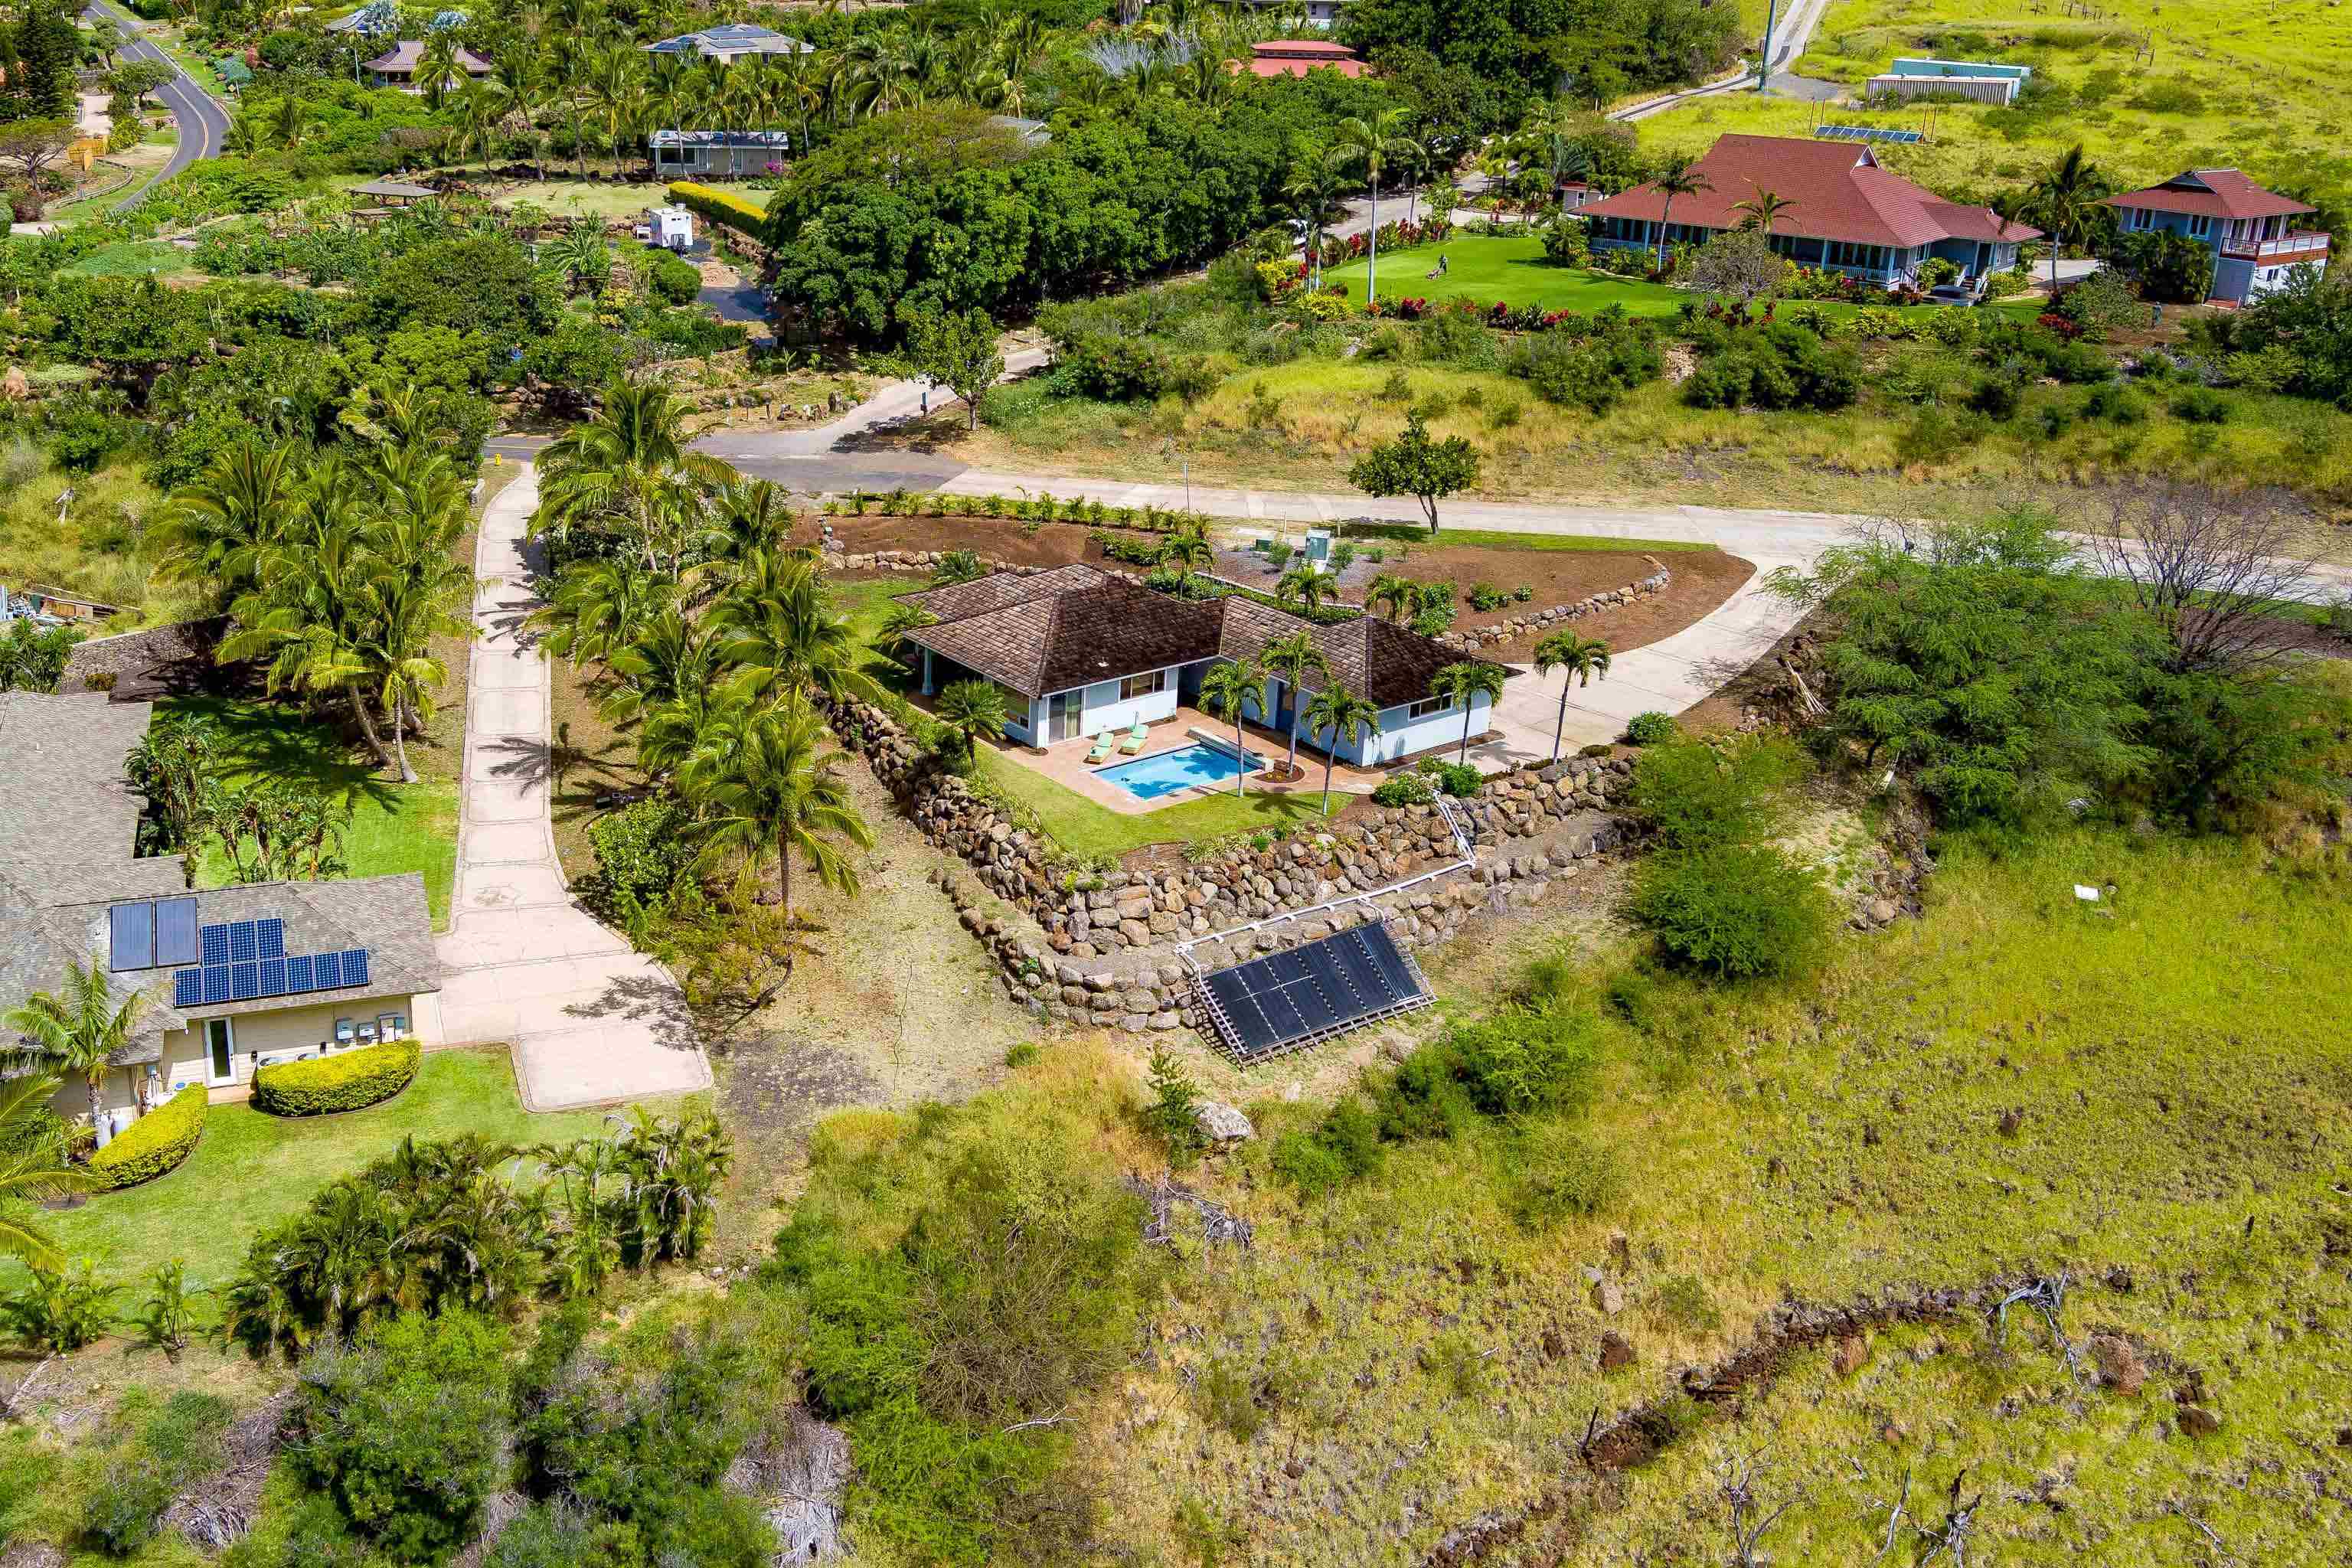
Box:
[1099,742,1265,802]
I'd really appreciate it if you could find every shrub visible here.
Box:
[666,181,765,237]
[2056,268,2142,341]
[253,1040,419,1116]
[1445,1004,1602,1118]
[1506,1122,1625,1230]
[581,797,700,928]
[1625,711,1676,745]
[88,1084,204,1190]
[1143,1046,1205,1163]
[1626,735,1806,851]
[645,250,704,306]
[82,1390,235,1555]
[1682,322,1860,412]
[2082,381,2145,423]
[1370,769,1436,807]
[292,1312,511,1563]
[1625,842,1834,980]
[1966,375,2020,420]
[2170,386,2230,423]
[3,1259,120,1351]
[1270,1099,1383,1195]
[1466,582,1507,612]
[1432,760,1482,797]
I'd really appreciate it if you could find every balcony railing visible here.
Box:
[2223,230,2331,260]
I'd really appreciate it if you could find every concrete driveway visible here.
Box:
[433,469,713,1112]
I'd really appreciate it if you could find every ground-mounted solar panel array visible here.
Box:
[1815,123,1925,143]
[172,916,371,1008]
[1193,922,1433,1062]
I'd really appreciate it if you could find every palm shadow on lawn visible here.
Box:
[162,694,405,814]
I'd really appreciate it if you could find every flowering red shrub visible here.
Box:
[1394,296,1429,319]
[2037,312,2084,339]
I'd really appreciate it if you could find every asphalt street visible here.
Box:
[87,0,230,213]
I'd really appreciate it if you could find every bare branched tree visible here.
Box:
[1914,1469,1985,1565]
[1990,1272,2086,1386]
[1717,1449,1796,1566]
[2086,482,2321,675]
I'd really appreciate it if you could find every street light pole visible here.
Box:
[1756,0,1778,92]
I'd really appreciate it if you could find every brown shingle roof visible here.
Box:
[1581,134,2040,249]
[896,563,1110,623]
[2104,169,2314,221]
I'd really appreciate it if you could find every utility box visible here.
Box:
[642,206,694,252]
[1302,527,1334,573]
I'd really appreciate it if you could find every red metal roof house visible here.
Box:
[2104,170,2328,305]
[1235,40,1364,78]
[1579,134,2038,293]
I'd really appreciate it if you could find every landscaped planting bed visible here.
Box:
[252,1040,420,1116]
[87,1086,206,1191]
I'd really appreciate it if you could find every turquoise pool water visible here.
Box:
[1099,742,1265,802]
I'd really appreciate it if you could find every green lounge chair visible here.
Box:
[1084,730,1116,764]
[1118,720,1149,755]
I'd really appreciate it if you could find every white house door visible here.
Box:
[204,1018,236,1087]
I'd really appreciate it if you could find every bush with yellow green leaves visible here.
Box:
[89,1084,205,1189]
[253,1040,419,1117]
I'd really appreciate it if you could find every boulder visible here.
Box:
[1589,1279,1624,1316]
[1194,1101,1255,1143]
[2089,1334,2146,1396]
[1597,1331,1636,1371]
[1833,1333,1868,1378]
[2177,1404,2221,1439]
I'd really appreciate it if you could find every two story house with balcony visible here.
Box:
[2102,169,2330,305]
[1579,135,2038,294]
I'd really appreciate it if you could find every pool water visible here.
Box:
[1099,742,1264,802]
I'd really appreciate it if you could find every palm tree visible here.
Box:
[155,437,297,609]
[1432,659,1507,763]
[683,698,874,953]
[1258,629,1331,783]
[1197,657,1267,798]
[5,958,145,1122]
[713,547,857,707]
[876,603,938,673]
[536,558,670,667]
[493,47,549,180]
[1732,188,1795,237]
[416,31,464,109]
[1327,106,1415,303]
[1275,566,1331,615]
[0,1074,94,1269]
[1158,523,1214,573]
[1281,146,1346,290]
[1652,158,1713,272]
[936,678,1008,760]
[537,376,731,580]
[1367,571,1418,624]
[1301,682,1380,813]
[2026,144,2111,293]
[1530,631,1612,764]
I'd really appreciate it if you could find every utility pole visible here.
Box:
[1756,0,1778,92]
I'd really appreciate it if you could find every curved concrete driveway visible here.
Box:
[434,469,712,1111]
[87,0,230,213]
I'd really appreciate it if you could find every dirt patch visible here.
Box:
[1212,542,1753,653]
[786,513,1156,569]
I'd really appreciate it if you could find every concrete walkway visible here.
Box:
[434,469,713,1111]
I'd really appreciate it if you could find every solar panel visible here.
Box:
[230,962,260,1001]
[313,951,342,989]
[157,899,201,968]
[1817,123,1922,144]
[257,917,286,959]
[228,920,257,962]
[287,954,315,992]
[341,949,371,988]
[109,903,155,971]
[201,924,230,967]
[1194,923,1432,1060]
[201,964,232,1004]
[173,969,203,1008]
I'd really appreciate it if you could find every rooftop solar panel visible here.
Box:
[287,954,314,992]
[313,951,342,990]
[201,924,230,967]
[230,962,260,1001]
[1194,923,1433,1061]
[258,917,286,959]
[259,958,288,998]
[157,899,201,968]
[341,949,371,988]
[227,920,257,963]
[201,964,232,1005]
[173,969,203,1008]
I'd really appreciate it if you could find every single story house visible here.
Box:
[650,129,791,177]
[2103,169,2330,305]
[644,22,811,61]
[1580,133,2040,292]
[894,565,1508,767]
[1232,39,1363,78]
[361,39,492,91]
[1866,57,2031,105]
[0,693,441,1129]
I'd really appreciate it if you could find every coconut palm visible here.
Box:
[155,436,297,609]
[2025,143,2112,292]
[1158,523,1214,573]
[936,678,1009,760]
[1197,657,1268,798]
[1258,629,1331,782]
[537,376,731,578]
[604,606,723,731]
[1281,146,1347,290]
[5,958,145,1123]
[1732,188,1795,237]
[1652,158,1713,272]
[682,697,874,952]
[1302,682,1380,813]
[1367,571,1418,624]
[876,603,938,674]
[536,558,671,667]
[1530,630,1612,763]
[1432,659,1508,763]
[1275,565,1331,615]
[1327,106,1415,302]
[0,1074,94,1269]
[712,547,857,707]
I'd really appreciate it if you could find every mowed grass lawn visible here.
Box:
[164,696,461,928]
[1326,237,1686,316]
[976,746,1350,861]
[10,1050,638,1292]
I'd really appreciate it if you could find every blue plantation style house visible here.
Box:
[896,566,1508,770]
[1580,134,2039,295]
[2103,170,2330,305]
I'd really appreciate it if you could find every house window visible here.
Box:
[2187,214,2212,239]
[1406,695,1453,720]
[1118,669,1167,701]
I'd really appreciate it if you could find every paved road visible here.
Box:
[1613,0,1843,120]
[88,0,229,213]
[434,468,714,1110]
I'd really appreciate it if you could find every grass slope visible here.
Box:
[1325,237,1688,315]
[12,1049,636,1292]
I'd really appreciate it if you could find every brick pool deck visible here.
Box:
[983,704,1390,816]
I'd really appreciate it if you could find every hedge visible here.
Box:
[668,181,767,238]
[252,1040,419,1117]
[89,1086,206,1191]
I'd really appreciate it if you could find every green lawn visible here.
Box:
[163,696,461,928]
[976,746,1352,862]
[1328,237,1687,316]
[12,1050,639,1292]
[62,240,192,278]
